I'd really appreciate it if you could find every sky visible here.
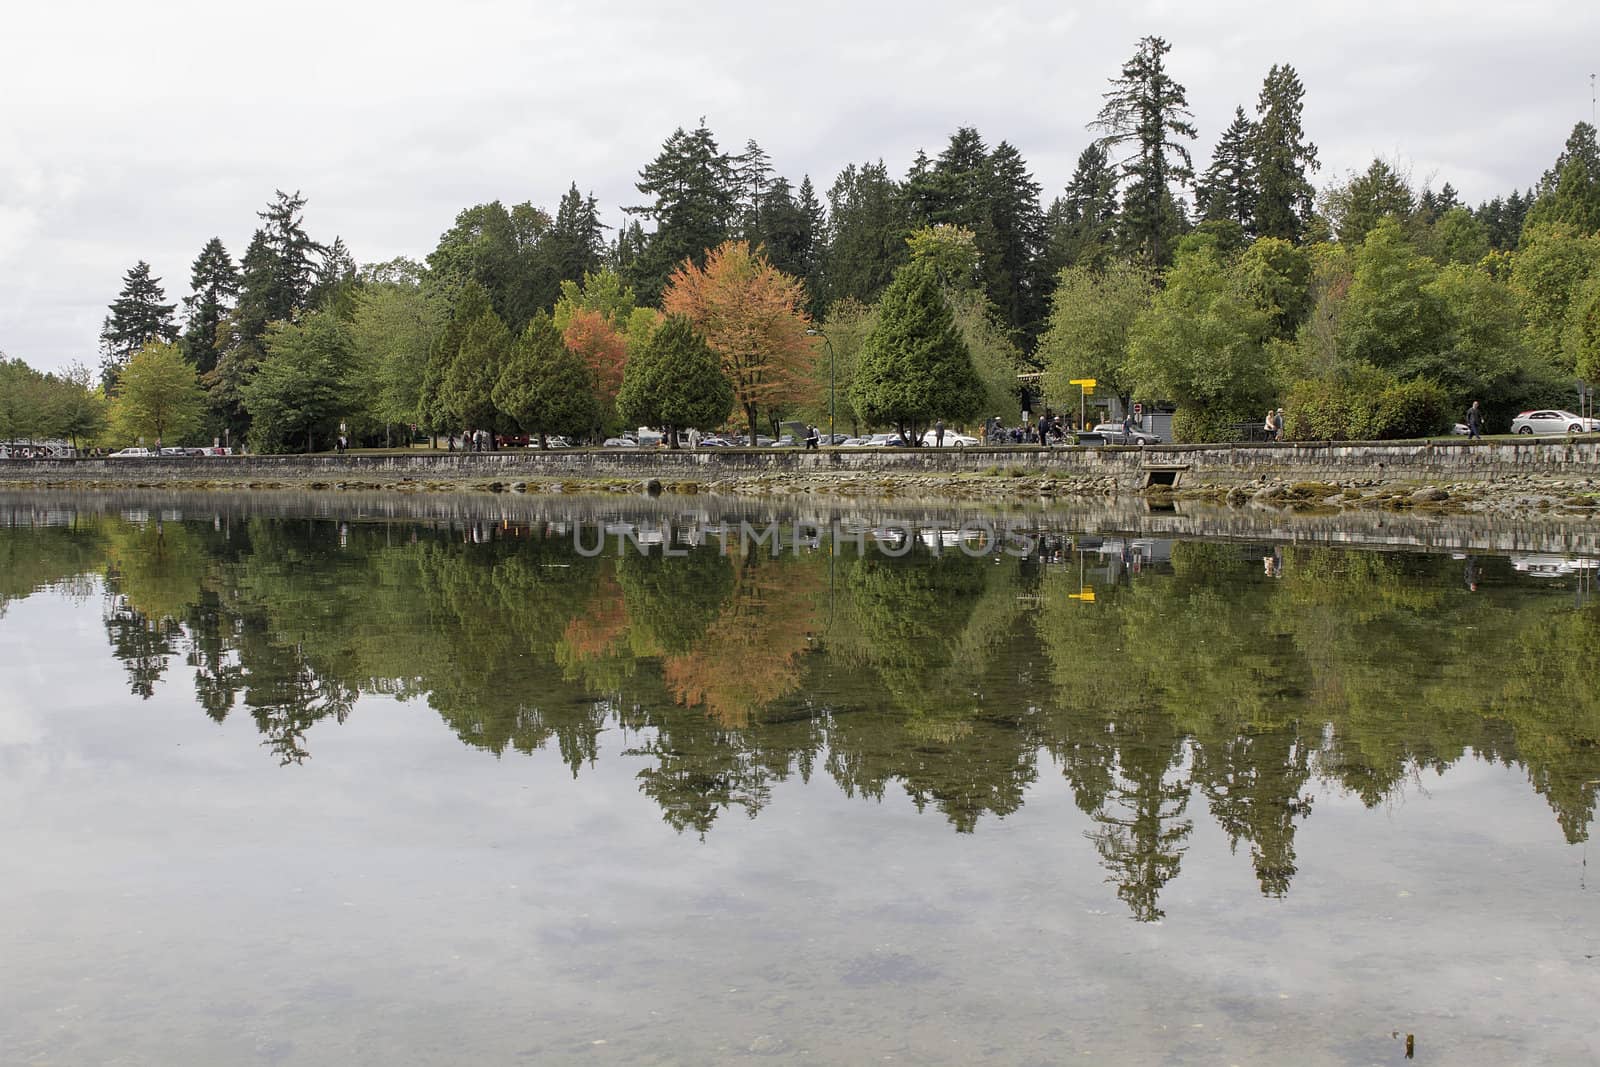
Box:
[3,0,1597,375]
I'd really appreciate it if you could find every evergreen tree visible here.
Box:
[179,238,239,377]
[1538,122,1600,196]
[616,314,734,447]
[308,236,358,314]
[437,285,510,434]
[1322,159,1414,244]
[795,176,827,310]
[849,260,982,445]
[427,200,547,331]
[733,138,773,238]
[544,183,606,292]
[492,313,601,448]
[1197,107,1257,230]
[257,189,324,321]
[625,121,738,305]
[99,260,178,390]
[1043,144,1120,273]
[986,140,1047,340]
[1250,64,1319,242]
[822,160,910,308]
[207,229,274,441]
[240,309,356,453]
[753,176,810,282]
[1091,35,1197,265]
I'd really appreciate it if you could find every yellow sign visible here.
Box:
[1069,377,1096,393]
[1068,589,1096,603]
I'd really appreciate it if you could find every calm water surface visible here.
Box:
[1,493,1597,1065]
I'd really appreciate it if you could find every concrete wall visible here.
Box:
[4,438,1600,489]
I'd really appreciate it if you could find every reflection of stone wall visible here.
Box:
[7,488,1600,560]
[4,437,1600,490]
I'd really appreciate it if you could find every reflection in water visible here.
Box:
[3,496,1599,923]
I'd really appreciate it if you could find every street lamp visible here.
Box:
[806,327,835,444]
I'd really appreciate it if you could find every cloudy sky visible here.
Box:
[3,0,1596,374]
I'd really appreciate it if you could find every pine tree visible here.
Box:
[626,121,738,305]
[753,176,810,281]
[1250,64,1319,242]
[1323,159,1414,244]
[795,176,826,310]
[1092,35,1197,265]
[733,138,773,238]
[1044,144,1120,273]
[99,261,178,390]
[491,313,601,448]
[257,189,325,321]
[179,238,239,377]
[849,260,982,445]
[207,229,274,441]
[441,303,512,435]
[1197,107,1257,230]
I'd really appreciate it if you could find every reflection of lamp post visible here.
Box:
[806,327,835,443]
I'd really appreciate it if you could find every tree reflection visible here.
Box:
[5,505,1598,920]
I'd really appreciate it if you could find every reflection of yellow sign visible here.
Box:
[1068,589,1096,602]
[1069,377,1096,394]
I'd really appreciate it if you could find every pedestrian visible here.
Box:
[1038,412,1048,445]
[1275,408,1286,442]
[1466,400,1481,440]
[1263,409,1276,442]
[935,419,945,447]
[1122,411,1133,443]
[806,425,820,449]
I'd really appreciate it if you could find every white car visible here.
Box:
[1089,422,1163,445]
[1510,410,1600,435]
[920,429,979,447]
[842,433,906,448]
[108,447,152,458]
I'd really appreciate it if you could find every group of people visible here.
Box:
[447,429,494,452]
[1262,408,1287,441]
[984,412,1078,445]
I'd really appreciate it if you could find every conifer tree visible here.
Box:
[1197,107,1257,230]
[822,161,910,308]
[1091,35,1197,265]
[492,313,600,448]
[616,314,734,447]
[795,176,827,310]
[1044,145,1120,273]
[849,260,982,445]
[544,183,606,292]
[179,238,239,377]
[626,121,738,304]
[99,261,178,389]
[1250,64,1319,242]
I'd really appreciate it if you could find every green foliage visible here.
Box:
[906,224,981,289]
[1321,159,1414,245]
[1282,365,1448,440]
[1511,224,1600,373]
[1432,208,1491,266]
[1197,106,1256,229]
[241,310,357,452]
[178,238,239,377]
[1237,237,1312,338]
[1126,239,1275,432]
[112,341,206,446]
[850,260,982,442]
[1043,144,1119,273]
[1565,275,1600,383]
[822,160,911,309]
[626,121,738,305]
[349,278,444,430]
[492,313,601,446]
[949,291,1024,425]
[1337,218,1450,373]
[616,314,733,442]
[1038,261,1156,412]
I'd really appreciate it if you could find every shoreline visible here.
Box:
[2,439,1599,518]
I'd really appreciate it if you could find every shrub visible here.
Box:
[1283,366,1450,440]
[1171,405,1256,443]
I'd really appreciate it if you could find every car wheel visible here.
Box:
[1517,426,1533,434]
[1570,424,1584,433]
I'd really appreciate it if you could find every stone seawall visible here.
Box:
[5,438,1599,492]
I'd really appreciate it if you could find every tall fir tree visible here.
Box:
[99,261,178,390]
[179,238,239,377]
[986,140,1047,341]
[544,183,607,292]
[257,190,324,321]
[1091,35,1197,265]
[733,138,774,239]
[1250,64,1319,242]
[1044,144,1120,273]
[795,176,827,311]
[625,121,738,305]
[1197,107,1257,230]
[753,176,811,283]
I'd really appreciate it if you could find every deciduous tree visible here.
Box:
[111,341,205,446]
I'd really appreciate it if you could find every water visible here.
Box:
[2,492,1597,1065]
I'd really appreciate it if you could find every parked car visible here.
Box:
[698,435,733,447]
[1089,422,1162,445]
[920,429,979,447]
[109,447,152,458]
[601,436,638,448]
[768,435,799,447]
[1510,410,1600,435]
[1451,423,1471,435]
[842,433,907,448]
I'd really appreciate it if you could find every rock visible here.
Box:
[1410,487,1449,503]
[642,478,663,495]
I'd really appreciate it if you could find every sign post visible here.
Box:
[1069,378,1097,433]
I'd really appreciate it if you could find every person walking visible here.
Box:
[935,419,945,447]
[1275,408,1286,442]
[1466,400,1482,440]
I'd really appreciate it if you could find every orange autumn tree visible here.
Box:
[662,241,815,444]
[562,308,628,433]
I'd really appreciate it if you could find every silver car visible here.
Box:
[1510,410,1600,435]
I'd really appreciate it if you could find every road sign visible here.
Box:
[1133,402,1143,415]
[1069,378,1097,391]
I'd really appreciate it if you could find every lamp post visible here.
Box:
[806,327,836,444]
